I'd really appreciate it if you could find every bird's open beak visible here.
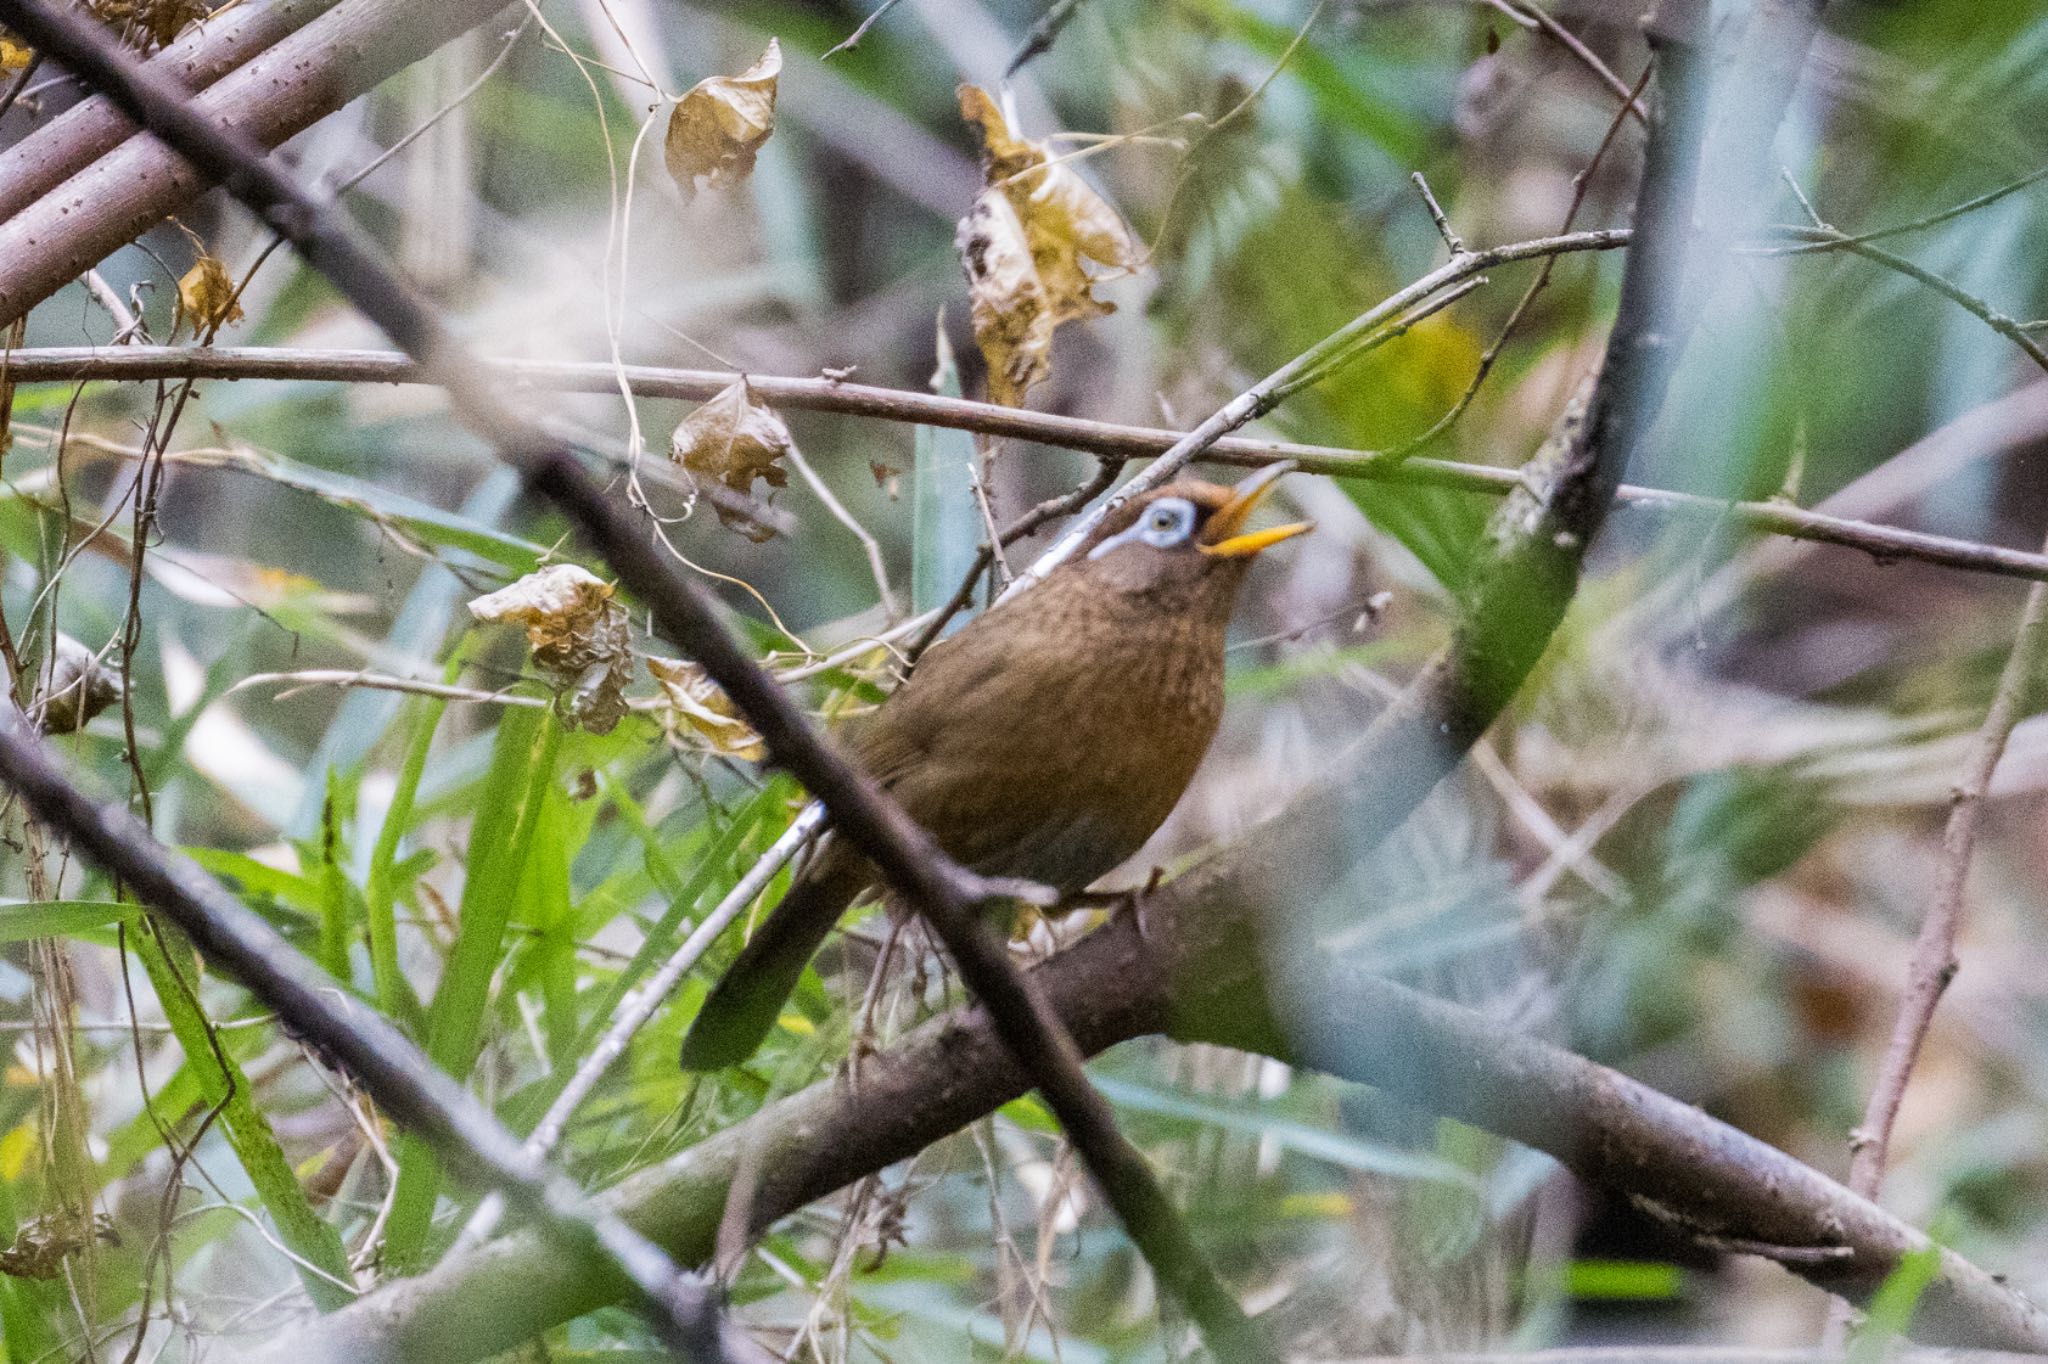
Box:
[1199,461,1314,558]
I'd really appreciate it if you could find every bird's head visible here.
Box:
[1075,463,1312,601]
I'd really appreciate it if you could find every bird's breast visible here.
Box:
[872,585,1229,893]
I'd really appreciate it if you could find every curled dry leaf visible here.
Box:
[90,0,212,47]
[954,85,1141,407]
[669,379,793,541]
[0,1211,120,1281]
[37,634,120,736]
[665,39,780,199]
[177,254,244,334]
[647,656,765,761]
[468,565,633,734]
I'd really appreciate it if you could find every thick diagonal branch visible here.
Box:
[0,0,341,222]
[270,873,2048,1363]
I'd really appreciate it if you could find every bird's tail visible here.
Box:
[678,844,869,1071]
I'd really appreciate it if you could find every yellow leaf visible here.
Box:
[665,39,780,199]
[468,565,633,734]
[176,253,244,334]
[0,35,32,71]
[953,85,1141,407]
[0,1124,34,1181]
[668,378,793,540]
[647,656,765,761]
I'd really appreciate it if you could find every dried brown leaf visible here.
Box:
[669,379,794,539]
[37,634,118,736]
[0,1211,119,1281]
[177,253,243,334]
[953,85,1140,407]
[468,565,632,734]
[665,39,780,199]
[647,656,765,760]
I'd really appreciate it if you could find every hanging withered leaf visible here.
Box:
[669,379,793,540]
[467,565,633,734]
[36,634,120,735]
[176,253,243,335]
[954,85,1141,407]
[0,1211,120,1281]
[665,39,780,199]
[646,656,765,761]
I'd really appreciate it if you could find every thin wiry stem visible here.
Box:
[1742,223,2048,374]
[781,442,899,620]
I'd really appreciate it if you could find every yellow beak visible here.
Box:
[1199,461,1314,559]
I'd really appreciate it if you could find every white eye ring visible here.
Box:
[1089,497,1199,560]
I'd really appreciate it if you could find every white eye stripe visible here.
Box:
[1087,497,1199,560]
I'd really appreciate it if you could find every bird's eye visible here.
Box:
[1087,496,1200,560]
[1137,498,1196,549]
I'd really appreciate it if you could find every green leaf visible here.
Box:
[1091,1076,1480,1186]
[1852,1237,1946,1360]
[912,320,983,625]
[1566,1258,1685,1302]
[0,900,138,942]
[363,689,449,1038]
[383,707,563,1273]
[130,924,356,1309]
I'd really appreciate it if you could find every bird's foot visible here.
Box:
[1070,868,1165,940]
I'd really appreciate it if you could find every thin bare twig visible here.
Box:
[822,0,907,59]
[1387,61,1652,461]
[12,344,2048,586]
[1761,162,2048,257]
[1820,532,2048,1347]
[1005,0,1086,75]
[1482,0,1650,125]
[1844,530,2048,1196]
[1740,223,2048,375]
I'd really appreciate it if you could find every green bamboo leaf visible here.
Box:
[382,707,562,1273]
[1091,1076,1481,1186]
[363,688,449,1039]
[912,320,983,625]
[131,926,356,1309]
[0,900,139,942]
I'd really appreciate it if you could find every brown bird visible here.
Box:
[678,464,1311,1071]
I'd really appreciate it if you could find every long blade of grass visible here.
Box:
[380,705,561,1272]
[130,924,357,1309]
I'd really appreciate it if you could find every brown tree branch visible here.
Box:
[0,0,341,222]
[269,874,2048,1363]
[0,0,1273,1356]
[9,345,2047,587]
[0,0,510,324]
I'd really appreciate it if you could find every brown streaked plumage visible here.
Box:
[678,468,1310,1071]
